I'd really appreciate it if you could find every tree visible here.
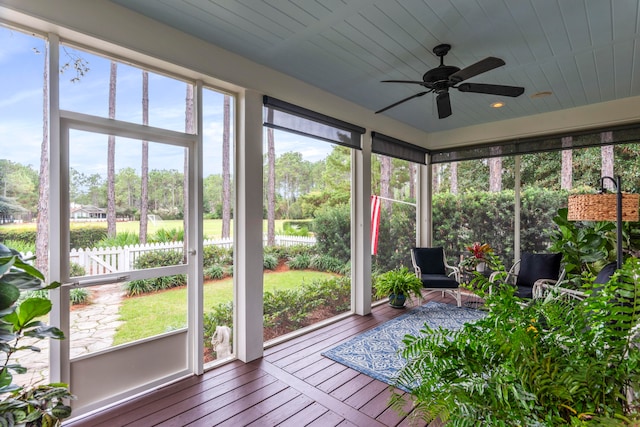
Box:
[380,156,392,212]
[221,95,231,239]
[601,132,614,190]
[488,147,502,192]
[140,70,149,244]
[35,44,49,277]
[449,162,458,194]
[266,128,276,246]
[106,61,117,238]
[561,136,572,190]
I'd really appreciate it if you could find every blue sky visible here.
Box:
[0,26,332,180]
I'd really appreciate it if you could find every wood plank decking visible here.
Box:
[65,293,470,427]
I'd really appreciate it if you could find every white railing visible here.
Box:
[21,235,316,275]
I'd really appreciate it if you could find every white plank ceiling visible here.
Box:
[111,0,640,133]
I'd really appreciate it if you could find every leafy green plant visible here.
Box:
[97,231,140,247]
[204,265,225,280]
[263,254,279,270]
[392,257,640,425]
[309,254,343,273]
[0,245,74,426]
[287,254,311,270]
[70,288,90,305]
[373,267,423,304]
[150,228,184,243]
[550,207,613,286]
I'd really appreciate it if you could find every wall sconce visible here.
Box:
[567,176,639,269]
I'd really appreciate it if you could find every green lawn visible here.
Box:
[1,219,291,240]
[112,270,337,345]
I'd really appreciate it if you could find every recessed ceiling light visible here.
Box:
[491,101,504,108]
[531,91,553,99]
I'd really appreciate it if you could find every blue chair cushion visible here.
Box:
[420,274,458,289]
[412,247,446,275]
[515,252,562,289]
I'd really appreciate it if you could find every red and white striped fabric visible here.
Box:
[370,195,381,255]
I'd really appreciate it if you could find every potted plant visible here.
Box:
[0,244,74,426]
[374,267,423,308]
[460,242,493,272]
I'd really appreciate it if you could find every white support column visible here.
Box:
[353,131,371,315]
[417,158,433,247]
[188,81,204,375]
[48,33,70,385]
[235,89,264,362]
[514,155,521,264]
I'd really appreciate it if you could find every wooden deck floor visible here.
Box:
[65,293,469,427]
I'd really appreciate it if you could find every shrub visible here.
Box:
[313,204,351,263]
[69,262,86,277]
[150,228,184,243]
[204,265,225,280]
[70,288,90,305]
[1,239,35,254]
[202,245,232,268]
[123,250,186,296]
[309,254,343,273]
[97,231,139,247]
[287,254,311,270]
[263,254,279,270]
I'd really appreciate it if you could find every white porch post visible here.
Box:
[235,89,264,362]
[353,131,371,315]
[417,158,433,247]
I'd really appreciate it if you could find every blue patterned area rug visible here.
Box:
[321,301,486,390]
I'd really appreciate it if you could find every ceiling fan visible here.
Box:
[376,44,525,119]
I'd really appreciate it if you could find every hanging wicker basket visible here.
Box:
[567,193,640,221]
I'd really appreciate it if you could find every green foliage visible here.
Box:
[204,265,225,280]
[69,262,86,278]
[393,257,640,425]
[69,226,108,249]
[0,240,35,254]
[287,254,311,270]
[0,245,74,425]
[373,202,416,272]
[150,228,184,243]
[432,188,568,267]
[373,267,423,301]
[282,222,310,236]
[202,245,232,269]
[263,254,279,270]
[70,288,90,305]
[309,254,344,274]
[313,204,350,263]
[97,231,140,247]
[124,250,186,296]
[263,276,351,332]
[202,277,350,353]
[550,208,614,286]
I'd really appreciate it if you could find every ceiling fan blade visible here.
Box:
[381,79,427,85]
[457,82,525,97]
[449,57,505,83]
[375,91,429,114]
[436,92,452,119]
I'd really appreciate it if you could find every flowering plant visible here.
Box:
[460,242,493,270]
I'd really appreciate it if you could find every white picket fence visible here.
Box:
[22,235,316,275]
